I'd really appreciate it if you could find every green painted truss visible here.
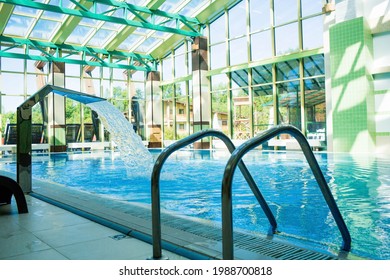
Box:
[0,35,157,71]
[0,0,202,37]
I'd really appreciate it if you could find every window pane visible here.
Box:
[250,0,270,32]
[27,50,45,73]
[212,91,228,134]
[30,19,60,40]
[304,76,326,144]
[102,80,110,98]
[301,0,323,17]
[373,73,390,91]
[302,16,323,50]
[251,30,272,61]
[232,88,250,139]
[103,67,110,79]
[274,0,297,25]
[303,54,324,77]
[4,15,34,37]
[113,68,126,80]
[174,53,186,78]
[232,70,249,88]
[229,37,248,65]
[210,16,225,44]
[131,71,145,81]
[2,73,24,95]
[228,1,246,38]
[304,77,325,98]
[162,56,173,81]
[1,95,24,119]
[210,43,226,69]
[1,55,24,72]
[253,85,273,133]
[175,82,186,97]
[66,77,80,91]
[277,81,301,129]
[275,22,299,55]
[276,60,300,81]
[132,81,145,99]
[373,32,390,68]
[27,74,40,95]
[211,74,228,91]
[252,64,273,85]
[65,56,81,76]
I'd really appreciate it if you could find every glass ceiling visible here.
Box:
[0,0,224,70]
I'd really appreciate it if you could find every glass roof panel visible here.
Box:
[65,25,94,44]
[13,5,40,16]
[134,28,150,35]
[87,29,115,47]
[30,19,60,40]
[159,0,177,12]
[101,19,122,31]
[42,10,67,21]
[179,0,206,16]
[4,15,35,37]
[135,37,163,53]
[41,0,74,20]
[1,0,210,61]
[117,34,144,51]
[79,17,101,27]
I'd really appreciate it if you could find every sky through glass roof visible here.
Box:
[0,0,217,59]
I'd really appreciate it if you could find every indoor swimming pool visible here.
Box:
[1,149,389,260]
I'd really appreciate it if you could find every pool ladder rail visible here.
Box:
[150,125,351,260]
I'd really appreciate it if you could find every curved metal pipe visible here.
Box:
[222,124,351,259]
[151,129,277,259]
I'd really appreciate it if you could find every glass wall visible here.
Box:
[0,49,49,144]
[1,0,326,148]
[161,41,192,143]
[0,49,148,145]
[204,0,325,145]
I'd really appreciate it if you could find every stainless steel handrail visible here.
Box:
[221,125,351,259]
[151,129,277,259]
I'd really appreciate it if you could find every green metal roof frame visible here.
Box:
[150,0,239,58]
[0,0,245,70]
[0,35,157,71]
[0,0,202,37]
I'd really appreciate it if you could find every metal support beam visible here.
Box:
[0,35,156,71]
[0,2,14,34]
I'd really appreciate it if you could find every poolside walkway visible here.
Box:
[0,195,187,260]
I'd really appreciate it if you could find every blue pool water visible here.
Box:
[1,150,389,259]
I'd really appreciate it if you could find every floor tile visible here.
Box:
[6,249,68,260]
[56,236,153,260]
[0,232,51,259]
[32,222,122,248]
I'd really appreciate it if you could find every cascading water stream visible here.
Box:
[88,100,153,175]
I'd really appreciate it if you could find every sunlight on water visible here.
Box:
[88,100,153,175]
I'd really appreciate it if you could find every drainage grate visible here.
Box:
[157,210,337,260]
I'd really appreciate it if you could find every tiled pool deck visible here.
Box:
[0,195,187,260]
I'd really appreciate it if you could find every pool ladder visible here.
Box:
[150,125,351,260]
